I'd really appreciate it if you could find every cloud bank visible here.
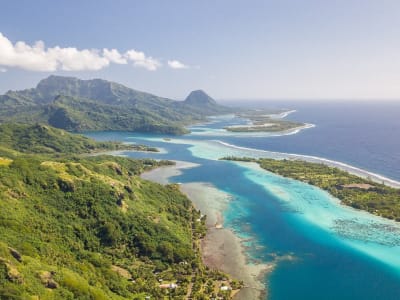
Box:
[0,32,188,72]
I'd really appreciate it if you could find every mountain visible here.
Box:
[14,75,176,107]
[184,90,218,106]
[185,90,217,106]
[0,123,236,299]
[0,76,232,134]
[180,89,230,115]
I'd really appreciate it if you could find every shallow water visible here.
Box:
[86,104,400,299]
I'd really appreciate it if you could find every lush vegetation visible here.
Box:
[0,76,232,135]
[0,124,239,299]
[0,123,147,155]
[223,157,400,221]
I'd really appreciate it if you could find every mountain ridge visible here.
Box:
[0,76,233,134]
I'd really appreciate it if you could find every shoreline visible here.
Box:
[178,182,272,300]
[278,122,315,136]
[214,140,400,188]
[270,109,297,119]
[200,226,271,300]
[141,163,271,299]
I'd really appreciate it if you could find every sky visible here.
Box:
[1,0,400,100]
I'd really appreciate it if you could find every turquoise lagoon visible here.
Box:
[87,112,400,300]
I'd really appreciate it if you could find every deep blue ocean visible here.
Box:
[87,100,400,300]
[221,100,400,180]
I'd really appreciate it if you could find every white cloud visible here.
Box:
[0,67,7,72]
[125,49,161,71]
[0,34,57,71]
[167,60,189,69]
[0,32,165,72]
[0,32,109,71]
[48,47,109,71]
[103,48,127,64]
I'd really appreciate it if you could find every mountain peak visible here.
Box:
[37,75,79,88]
[37,75,112,90]
[34,75,120,104]
[184,90,217,106]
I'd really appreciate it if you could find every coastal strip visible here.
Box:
[214,140,400,188]
[223,157,400,222]
[141,162,272,299]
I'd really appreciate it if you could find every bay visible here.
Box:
[86,100,400,299]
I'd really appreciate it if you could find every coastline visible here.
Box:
[141,163,271,299]
[200,225,271,300]
[278,122,315,136]
[214,140,400,188]
[270,109,297,119]
[147,136,400,189]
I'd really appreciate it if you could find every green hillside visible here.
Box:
[0,123,138,155]
[0,124,237,299]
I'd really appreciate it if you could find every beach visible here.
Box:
[141,162,271,299]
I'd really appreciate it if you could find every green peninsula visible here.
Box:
[223,157,400,221]
[0,123,157,155]
[0,124,238,299]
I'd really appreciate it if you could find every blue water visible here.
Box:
[220,100,400,180]
[86,101,400,299]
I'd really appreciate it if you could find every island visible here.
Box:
[224,110,307,133]
[222,157,400,221]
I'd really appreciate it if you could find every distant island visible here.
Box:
[0,75,304,135]
[223,157,400,222]
[224,110,307,133]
